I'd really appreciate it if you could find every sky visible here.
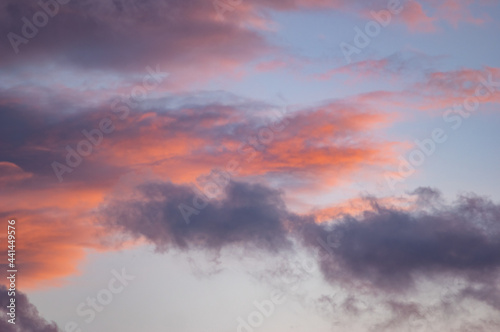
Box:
[1,0,500,331]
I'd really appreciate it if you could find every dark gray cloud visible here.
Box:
[102,182,500,294]
[101,180,302,252]
[306,191,500,291]
[0,285,60,332]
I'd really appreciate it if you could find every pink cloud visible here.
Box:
[398,0,437,32]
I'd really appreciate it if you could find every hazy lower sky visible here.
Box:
[1,0,500,331]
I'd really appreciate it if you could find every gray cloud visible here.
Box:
[307,192,500,291]
[101,180,302,252]
[0,285,60,332]
[101,182,500,294]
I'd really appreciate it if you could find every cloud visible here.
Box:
[333,63,500,118]
[1,0,491,79]
[415,66,500,111]
[3,75,498,294]
[0,206,107,289]
[102,180,500,293]
[427,0,490,27]
[398,0,437,32]
[99,181,500,329]
[0,162,33,183]
[303,189,500,291]
[0,87,395,188]
[0,0,273,88]
[0,285,60,332]
[0,85,397,287]
[317,52,441,82]
[101,180,300,252]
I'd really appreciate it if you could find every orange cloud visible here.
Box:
[82,100,399,191]
[312,195,415,223]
